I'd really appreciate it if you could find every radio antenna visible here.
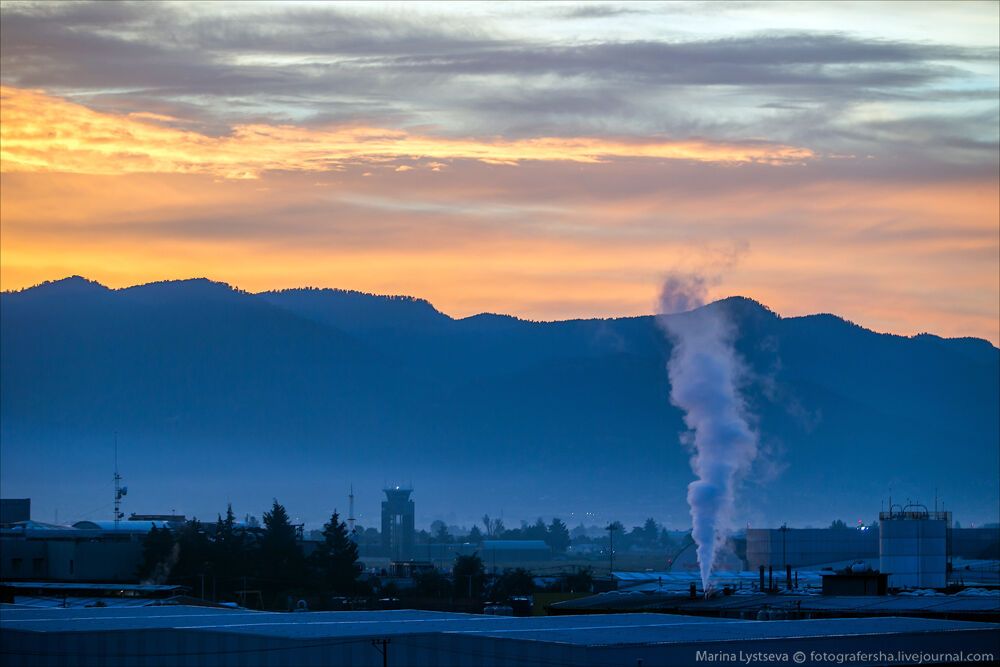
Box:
[113,432,127,529]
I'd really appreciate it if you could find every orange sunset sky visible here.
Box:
[1,1,998,343]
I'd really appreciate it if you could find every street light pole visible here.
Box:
[780,523,787,570]
[607,523,617,574]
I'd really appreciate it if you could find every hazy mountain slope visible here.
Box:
[1,278,996,527]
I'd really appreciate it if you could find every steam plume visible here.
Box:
[657,274,757,593]
[141,543,180,586]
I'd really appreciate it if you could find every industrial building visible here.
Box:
[2,605,997,667]
[0,582,191,608]
[554,570,1000,622]
[746,527,878,571]
[820,569,888,596]
[380,487,416,560]
[953,527,1000,560]
[548,586,1000,622]
[0,521,167,582]
[746,513,998,590]
[879,508,949,589]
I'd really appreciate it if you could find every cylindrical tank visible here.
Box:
[880,514,947,589]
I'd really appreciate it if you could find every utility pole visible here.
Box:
[780,523,788,571]
[348,484,356,535]
[606,523,618,574]
[371,638,389,667]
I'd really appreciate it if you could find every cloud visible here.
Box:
[1,2,994,156]
[551,4,653,19]
[0,86,815,178]
[384,34,990,82]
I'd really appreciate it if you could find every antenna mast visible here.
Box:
[348,484,356,534]
[113,432,127,529]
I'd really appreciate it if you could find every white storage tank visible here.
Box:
[879,505,949,589]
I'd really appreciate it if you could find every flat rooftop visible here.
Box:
[552,589,1000,619]
[3,605,997,666]
[1,605,993,643]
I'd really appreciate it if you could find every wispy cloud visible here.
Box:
[1,2,995,158]
[0,86,814,178]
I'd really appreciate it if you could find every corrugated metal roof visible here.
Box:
[553,589,1000,615]
[71,520,171,532]
[3,605,996,645]
[466,616,994,647]
[8,596,177,609]
[2,582,183,592]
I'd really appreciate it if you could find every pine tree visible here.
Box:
[136,525,176,582]
[546,517,570,553]
[492,567,535,601]
[174,518,212,588]
[453,553,486,599]
[214,503,246,585]
[261,499,304,588]
[642,518,660,545]
[432,521,452,544]
[312,511,360,593]
[525,518,548,541]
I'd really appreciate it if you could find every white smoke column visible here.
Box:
[657,275,757,594]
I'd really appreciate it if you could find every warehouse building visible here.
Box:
[0,520,168,582]
[746,527,878,570]
[548,587,1000,623]
[747,521,998,575]
[2,605,996,666]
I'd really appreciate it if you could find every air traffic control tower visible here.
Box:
[381,487,415,560]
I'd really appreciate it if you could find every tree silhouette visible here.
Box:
[136,525,175,582]
[642,518,660,545]
[492,567,535,601]
[413,568,452,599]
[174,518,212,589]
[311,510,360,593]
[564,566,594,593]
[215,503,247,579]
[546,518,570,553]
[524,518,547,541]
[431,520,452,544]
[453,553,486,599]
[261,499,304,589]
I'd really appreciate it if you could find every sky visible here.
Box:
[1,1,998,343]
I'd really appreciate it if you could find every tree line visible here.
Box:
[136,500,606,610]
[137,500,362,608]
[431,516,683,554]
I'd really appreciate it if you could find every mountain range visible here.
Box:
[2,276,997,529]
